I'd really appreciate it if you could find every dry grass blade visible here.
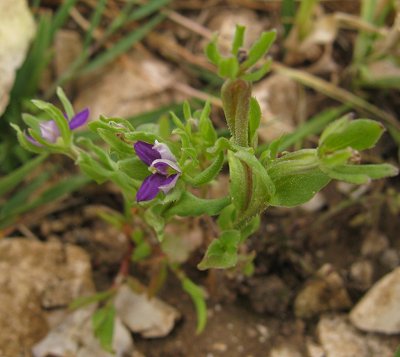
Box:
[272,62,400,131]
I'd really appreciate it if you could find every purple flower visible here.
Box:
[134,140,181,202]
[27,108,90,145]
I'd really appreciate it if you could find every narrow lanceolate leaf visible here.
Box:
[198,230,241,270]
[241,30,276,70]
[181,278,207,334]
[241,59,272,82]
[164,192,230,219]
[184,152,224,186]
[231,25,246,56]
[205,34,222,66]
[92,305,116,353]
[69,290,115,310]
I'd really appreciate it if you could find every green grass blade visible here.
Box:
[0,154,47,196]
[50,0,79,39]
[127,0,171,22]
[83,0,108,49]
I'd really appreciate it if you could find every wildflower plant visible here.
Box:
[12,25,398,346]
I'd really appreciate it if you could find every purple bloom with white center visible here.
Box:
[134,140,181,202]
[27,108,90,145]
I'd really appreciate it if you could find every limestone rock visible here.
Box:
[294,264,352,318]
[0,239,95,356]
[317,315,394,357]
[0,0,35,115]
[318,315,368,357]
[350,267,400,334]
[114,284,181,338]
[32,307,135,357]
[269,346,304,357]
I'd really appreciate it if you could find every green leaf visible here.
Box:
[183,101,192,121]
[218,57,239,79]
[164,192,230,219]
[118,157,149,180]
[231,25,246,56]
[56,87,75,119]
[92,305,115,353]
[198,101,217,146]
[69,290,115,310]
[319,118,384,153]
[323,163,399,184]
[0,154,47,196]
[198,230,241,270]
[241,30,276,70]
[241,58,272,82]
[205,34,222,66]
[267,149,331,207]
[97,128,135,155]
[131,241,152,262]
[184,152,224,186]
[181,278,207,334]
[144,204,166,241]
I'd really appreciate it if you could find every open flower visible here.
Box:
[134,140,181,202]
[27,108,90,145]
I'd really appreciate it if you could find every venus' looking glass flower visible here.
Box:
[27,108,90,145]
[134,141,181,202]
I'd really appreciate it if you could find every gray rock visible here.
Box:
[350,267,400,334]
[0,0,35,114]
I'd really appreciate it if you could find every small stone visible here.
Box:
[294,264,352,318]
[361,231,389,257]
[380,249,400,270]
[317,315,368,357]
[300,193,326,212]
[114,284,180,338]
[349,260,374,290]
[350,267,400,334]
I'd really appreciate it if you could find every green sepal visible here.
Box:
[117,157,149,181]
[197,230,241,270]
[240,30,276,71]
[96,128,135,156]
[11,124,46,154]
[164,191,230,219]
[56,87,75,119]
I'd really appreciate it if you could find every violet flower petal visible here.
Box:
[159,174,179,194]
[134,141,161,166]
[153,140,177,161]
[69,108,90,130]
[151,158,181,175]
[39,121,60,143]
[136,173,173,202]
